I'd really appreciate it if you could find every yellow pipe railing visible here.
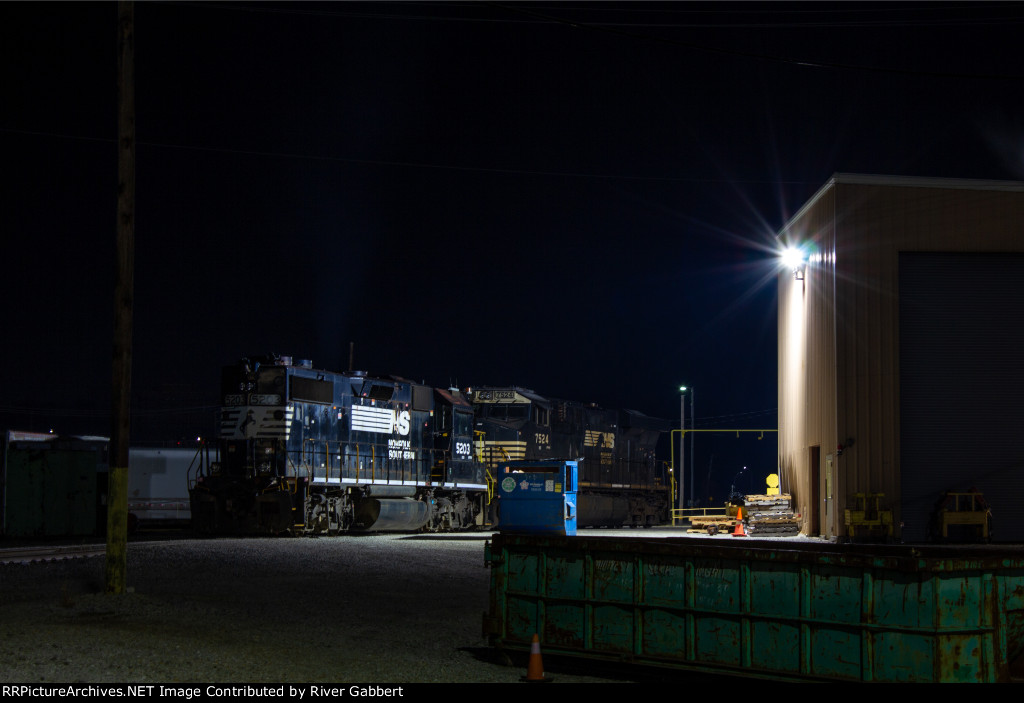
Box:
[670,428,779,512]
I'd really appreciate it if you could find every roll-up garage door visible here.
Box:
[899,252,1024,542]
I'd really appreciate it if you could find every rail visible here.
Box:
[0,544,106,565]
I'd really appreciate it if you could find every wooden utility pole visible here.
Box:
[107,0,134,595]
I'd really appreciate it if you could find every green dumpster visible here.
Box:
[483,534,1024,682]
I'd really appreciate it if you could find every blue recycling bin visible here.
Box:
[497,460,577,536]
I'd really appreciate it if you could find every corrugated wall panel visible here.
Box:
[899,252,1024,542]
[833,185,905,532]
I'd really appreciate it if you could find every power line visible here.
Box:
[0,127,821,186]
[154,1,1024,79]
[490,3,1024,80]
[163,1,1024,29]
[0,404,218,417]
[695,408,778,426]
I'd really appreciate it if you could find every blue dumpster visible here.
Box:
[498,460,577,536]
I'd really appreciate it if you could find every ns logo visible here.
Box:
[351,405,411,436]
[392,409,411,436]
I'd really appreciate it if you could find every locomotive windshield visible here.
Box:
[453,408,473,436]
[221,365,285,403]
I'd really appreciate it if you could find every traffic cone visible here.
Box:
[731,507,747,537]
[522,633,549,682]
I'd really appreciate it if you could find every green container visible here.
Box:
[483,534,1024,682]
[2,435,106,537]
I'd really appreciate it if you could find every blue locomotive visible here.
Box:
[189,356,670,533]
[189,355,486,533]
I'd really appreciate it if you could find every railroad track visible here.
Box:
[0,544,106,565]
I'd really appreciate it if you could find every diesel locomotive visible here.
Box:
[189,355,486,534]
[189,355,670,534]
[471,386,670,527]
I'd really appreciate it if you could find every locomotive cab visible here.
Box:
[189,356,304,533]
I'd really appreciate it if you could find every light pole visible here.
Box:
[686,387,695,506]
[678,385,689,512]
[679,384,696,505]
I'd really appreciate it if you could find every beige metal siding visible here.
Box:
[832,185,904,532]
[778,176,1024,538]
[778,189,837,536]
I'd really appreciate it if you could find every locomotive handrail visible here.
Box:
[185,441,208,489]
[300,438,319,479]
[300,439,421,484]
[285,453,309,482]
[485,469,496,505]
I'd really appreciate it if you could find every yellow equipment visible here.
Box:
[844,492,893,541]
[933,490,991,543]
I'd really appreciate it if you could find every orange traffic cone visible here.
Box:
[731,507,747,537]
[522,633,549,682]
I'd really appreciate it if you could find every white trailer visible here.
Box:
[128,447,206,528]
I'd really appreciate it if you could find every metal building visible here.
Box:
[777,174,1024,541]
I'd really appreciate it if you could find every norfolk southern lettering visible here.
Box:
[387,438,415,460]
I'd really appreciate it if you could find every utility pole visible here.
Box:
[107,0,134,595]
[689,387,694,507]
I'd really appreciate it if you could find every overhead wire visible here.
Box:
[162,0,1024,29]
[0,127,825,187]
[487,2,1024,80]
[157,1,1024,79]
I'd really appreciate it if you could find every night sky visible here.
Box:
[3,2,1023,502]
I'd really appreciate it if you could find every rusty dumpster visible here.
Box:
[482,533,1024,682]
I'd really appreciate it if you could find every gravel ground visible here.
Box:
[0,532,629,684]
[1,527,868,685]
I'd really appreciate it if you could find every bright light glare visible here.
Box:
[781,246,805,271]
